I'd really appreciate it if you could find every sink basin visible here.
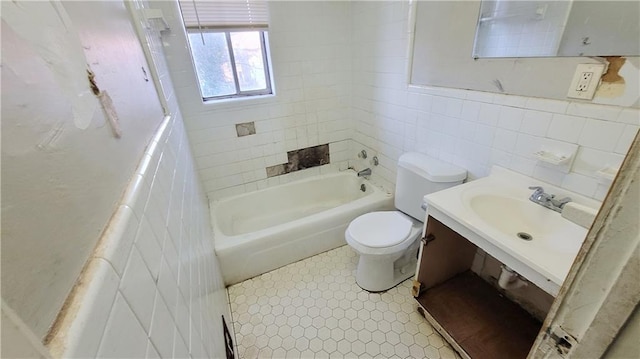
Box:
[468,194,585,254]
[423,166,598,296]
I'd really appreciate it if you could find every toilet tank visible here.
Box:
[395,153,467,221]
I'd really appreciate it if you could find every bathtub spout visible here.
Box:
[357,168,372,177]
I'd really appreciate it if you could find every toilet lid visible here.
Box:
[348,212,412,248]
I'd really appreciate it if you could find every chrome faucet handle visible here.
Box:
[528,186,546,200]
[528,186,572,212]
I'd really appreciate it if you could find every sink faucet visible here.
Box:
[528,186,571,213]
[357,168,372,177]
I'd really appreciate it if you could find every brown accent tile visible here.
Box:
[287,144,330,171]
[264,144,331,178]
[235,122,256,137]
[266,164,286,178]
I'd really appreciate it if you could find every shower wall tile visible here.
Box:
[153,0,355,200]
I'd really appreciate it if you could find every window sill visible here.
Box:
[200,93,277,109]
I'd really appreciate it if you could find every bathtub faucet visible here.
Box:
[357,168,372,177]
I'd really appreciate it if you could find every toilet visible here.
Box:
[345,152,466,292]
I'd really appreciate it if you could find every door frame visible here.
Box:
[530,131,640,358]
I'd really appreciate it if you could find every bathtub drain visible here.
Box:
[360,184,366,192]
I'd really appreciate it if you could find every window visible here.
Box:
[178,0,272,101]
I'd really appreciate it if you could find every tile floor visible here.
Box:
[228,245,461,358]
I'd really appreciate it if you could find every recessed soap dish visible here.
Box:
[533,150,571,165]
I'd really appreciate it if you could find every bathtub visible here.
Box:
[211,171,394,285]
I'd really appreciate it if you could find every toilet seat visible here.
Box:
[347,211,412,248]
[345,210,423,291]
[345,211,421,257]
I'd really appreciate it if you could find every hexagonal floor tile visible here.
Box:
[227,245,458,358]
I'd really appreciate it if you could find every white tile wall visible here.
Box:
[97,293,149,358]
[350,1,639,201]
[47,2,231,358]
[141,0,639,203]
[153,0,355,200]
[49,112,230,359]
[131,0,627,204]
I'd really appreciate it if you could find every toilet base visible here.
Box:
[355,243,419,292]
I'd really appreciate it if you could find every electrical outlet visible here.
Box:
[576,72,593,92]
[567,63,606,100]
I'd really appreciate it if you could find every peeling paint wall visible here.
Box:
[594,57,640,107]
[1,1,164,338]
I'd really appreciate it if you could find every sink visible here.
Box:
[467,194,585,254]
[424,166,598,296]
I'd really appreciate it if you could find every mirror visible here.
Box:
[473,0,640,58]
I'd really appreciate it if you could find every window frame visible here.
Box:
[186,27,273,102]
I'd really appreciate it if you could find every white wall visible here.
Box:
[1,0,164,338]
[411,1,640,107]
[153,0,354,200]
[1,301,51,358]
[2,1,230,358]
[351,1,639,201]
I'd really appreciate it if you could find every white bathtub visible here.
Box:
[211,171,394,285]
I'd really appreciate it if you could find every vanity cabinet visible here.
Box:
[412,216,542,359]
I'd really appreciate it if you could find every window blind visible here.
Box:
[178,0,269,29]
